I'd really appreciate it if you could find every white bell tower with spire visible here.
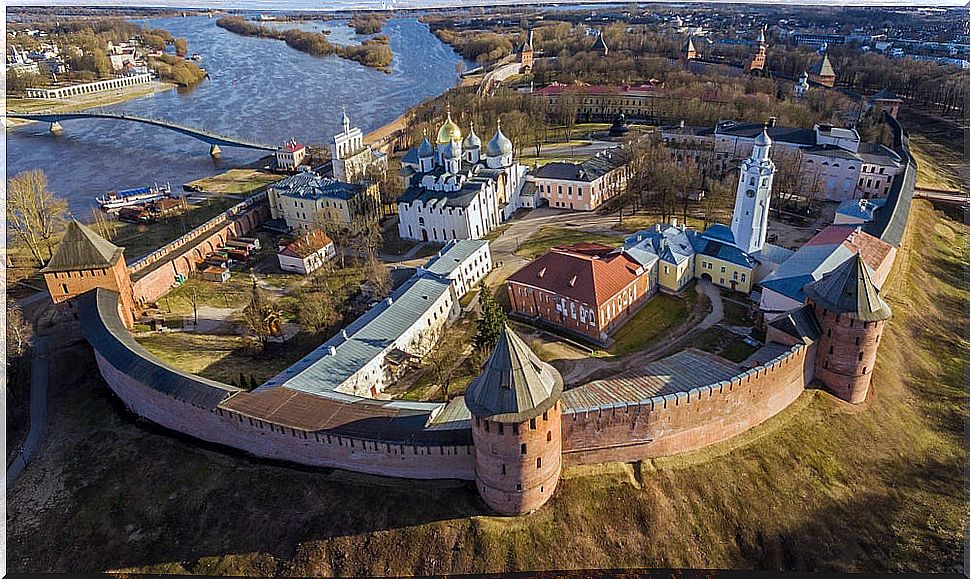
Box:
[730,127,775,254]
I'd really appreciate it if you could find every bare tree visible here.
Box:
[315,209,353,269]
[242,278,284,350]
[297,289,340,334]
[6,170,68,265]
[183,282,201,326]
[6,304,33,361]
[556,93,580,141]
[363,253,392,299]
[423,324,465,401]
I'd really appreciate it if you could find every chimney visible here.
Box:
[329,346,337,356]
[671,217,678,228]
[654,223,662,232]
[766,116,777,128]
[679,119,685,128]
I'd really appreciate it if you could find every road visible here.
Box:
[6,334,50,487]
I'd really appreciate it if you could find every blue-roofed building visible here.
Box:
[268,170,381,235]
[835,197,887,226]
[622,219,776,294]
[260,239,492,399]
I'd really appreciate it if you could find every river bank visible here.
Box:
[5,80,176,129]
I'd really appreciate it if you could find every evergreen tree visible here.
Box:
[474,281,507,353]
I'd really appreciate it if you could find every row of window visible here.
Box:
[477,412,550,435]
[50,268,108,279]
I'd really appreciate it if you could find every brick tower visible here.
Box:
[745,27,767,73]
[42,220,136,328]
[465,326,564,515]
[805,253,891,404]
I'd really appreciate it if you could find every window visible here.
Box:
[62,284,69,294]
[512,423,519,434]
[858,351,864,361]
[520,443,527,455]
[502,464,506,475]
[498,423,504,435]
[547,431,552,442]
[529,418,536,430]
[536,457,542,469]
[855,336,861,346]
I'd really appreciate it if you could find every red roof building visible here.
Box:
[507,244,656,344]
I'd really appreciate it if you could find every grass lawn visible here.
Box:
[514,226,624,259]
[612,212,709,234]
[136,331,326,387]
[185,169,281,195]
[6,201,965,574]
[609,290,696,356]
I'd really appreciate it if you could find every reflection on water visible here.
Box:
[7,16,465,214]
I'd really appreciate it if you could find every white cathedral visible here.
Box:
[397,109,529,242]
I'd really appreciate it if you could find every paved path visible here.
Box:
[6,334,50,486]
[560,279,724,385]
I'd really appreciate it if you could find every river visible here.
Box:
[6,15,468,214]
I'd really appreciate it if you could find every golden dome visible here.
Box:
[436,110,462,144]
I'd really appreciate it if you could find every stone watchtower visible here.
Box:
[805,254,892,404]
[42,220,136,328]
[464,326,564,515]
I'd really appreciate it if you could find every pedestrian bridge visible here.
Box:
[5,111,278,156]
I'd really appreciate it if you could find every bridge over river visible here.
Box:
[5,111,278,157]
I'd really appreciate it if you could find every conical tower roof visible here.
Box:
[42,220,124,273]
[464,326,563,423]
[683,36,696,53]
[594,32,609,53]
[804,253,891,322]
[810,54,835,77]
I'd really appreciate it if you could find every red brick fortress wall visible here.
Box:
[560,344,815,465]
[93,350,476,480]
[129,201,270,305]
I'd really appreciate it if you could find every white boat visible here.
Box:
[97,182,172,211]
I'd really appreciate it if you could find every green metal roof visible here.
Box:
[42,220,124,273]
[804,253,891,321]
[464,326,563,423]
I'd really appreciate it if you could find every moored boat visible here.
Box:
[97,182,172,211]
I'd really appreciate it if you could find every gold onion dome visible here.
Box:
[437,109,462,144]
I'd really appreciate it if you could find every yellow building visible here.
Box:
[623,222,756,295]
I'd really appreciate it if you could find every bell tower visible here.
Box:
[730,127,775,254]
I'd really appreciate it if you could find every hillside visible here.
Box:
[6,200,966,574]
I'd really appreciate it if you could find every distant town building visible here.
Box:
[518,29,534,72]
[793,33,845,48]
[268,171,381,234]
[331,111,387,182]
[531,81,664,122]
[793,71,810,99]
[745,27,768,73]
[25,73,152,99]
[808,54,836,87]
[275,140,307,171]
[532,146,635,211]
[868,87,902,119]
[397,111,528,242]
[682,36,698,61]
[593,32,609,55]
[277,229,336,275]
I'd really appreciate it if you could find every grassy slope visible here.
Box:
[6,201,966,574]
[609,290,695,356]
